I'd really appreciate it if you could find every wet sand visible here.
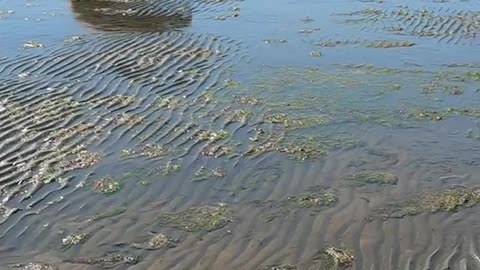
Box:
[1,0,480,269]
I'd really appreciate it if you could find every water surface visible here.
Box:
[1,0,480,269]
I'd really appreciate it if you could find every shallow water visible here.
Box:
[1,0,480,269]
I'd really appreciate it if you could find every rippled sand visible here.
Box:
[1,0,480,269]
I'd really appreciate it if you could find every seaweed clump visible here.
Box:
[158,203,233,232]
[201,144,237,158]
[278,135,359,160]
[113,113,145,126]
[62,233,89,248]
[130,233,175,250]
[162,162,181,176]
[346,171,398,187]
[257,247,354,270]
[192,167,226,182]
[247,134,359,160]
[158,96,183,109]
[9,263,57,270]
[264,113,330,130]
[313,247,355,270]
[196,129,230,143]
[93,177,122,195]
[286,192,337,208]
[366,40,415,48]
[91,207,127,222]
[120,144,171,159]
[69,251,138,268]
[372,186,480,220]
[258,265,296,270]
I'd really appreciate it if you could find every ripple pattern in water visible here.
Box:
[2,0,480,269]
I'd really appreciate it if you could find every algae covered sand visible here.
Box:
[346,171,398,187]
[371,186,480,220]
[258,247,354,270]
[158,204,233,232]
[286,192,338,208]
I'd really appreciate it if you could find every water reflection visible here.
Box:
[70,0,192,32]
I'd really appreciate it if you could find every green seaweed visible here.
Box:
[372,186,480,220]
[286,192,337,208]
[197,129,230,143]
[162,162,181,176]
[232,95,261,105]
[346,172,398,187]
[192,167,226,182]
[366,40,415,48]
[247,133,360,160]
[222,108,252,124]
[91,207,127,221]
[70,251,138,268]
[264,114,330,130]
[62,233,89,248]
[120,144,171,160]
[93,177,122,195]
[130,233,175,250]
[158,203,233,232]
[201,143,238,158]
[113,113,145,126]
[9,263,57,270]
[258,265,296,270]
[158,96,183,109]
[313,247,355,270]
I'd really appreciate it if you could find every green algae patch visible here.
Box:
[91,207,127,221]
[313,247,355,270]
[247,133,360,160]
[93,177,122,195]
[366,40,415,48]
[232,95,261,105]
[140,144,171,158]
[192,167,226,182]
[411,109,448,121]
[120,144,171,160]
[258,248,354,270]
[422,82,464,95]
[196,92,216,105]
[201,144,238,158]
[130,233,176,250]
[219,108,252,125]
[196,129,230,143]
[221,79,241,90]
[346,172,398,187]
[411,108,480,121]
[89,95,137,108]
[371,186,480,220]
[33,146,101,185]
[158,204,233,232]
[62,233,89,249]
[112,113,145,126]
[258,265,296,270]
[69,251,138,268]
[9,263,57,270]
[278,135,360,161]
[158,96,183,109]
[286,192,338,209]
[162,161,181,176]
[264,114,330,130]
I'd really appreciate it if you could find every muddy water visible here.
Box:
[1,0,480,269]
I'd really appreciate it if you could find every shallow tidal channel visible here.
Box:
[1,0,480,269]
